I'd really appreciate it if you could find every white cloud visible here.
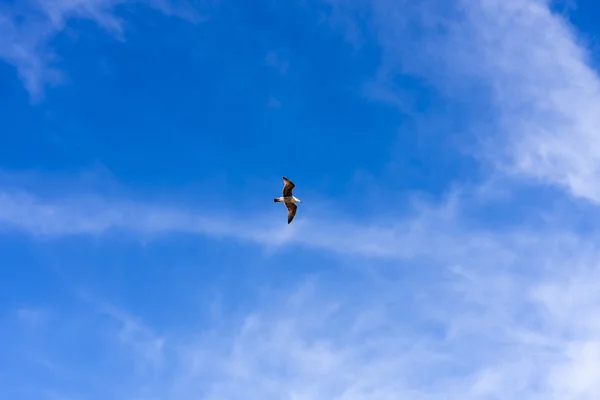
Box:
[367,0,600,205]
[0,0,198,99]
[172,230,600,400]
[451,0,600,207]
[0,183,530,262]
[28,229,599,400]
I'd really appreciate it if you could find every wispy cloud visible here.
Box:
[443,0,600,206]
[91,300,166,370]
[16,306,47,327]
[264,50,289,75]
[0,182,530,263]
[139,231,600,400]
[364,0,600,205]
[0,0,198,99]
[15,227,600,400]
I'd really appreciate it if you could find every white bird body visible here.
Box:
[274,196,301,203]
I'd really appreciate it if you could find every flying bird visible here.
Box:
[274,176,302,224]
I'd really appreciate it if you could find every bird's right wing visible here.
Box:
[282,176,295,197]
[285,202,297,224]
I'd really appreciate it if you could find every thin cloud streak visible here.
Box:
[0,187,526,262]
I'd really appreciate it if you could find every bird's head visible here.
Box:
[293,196,302,203]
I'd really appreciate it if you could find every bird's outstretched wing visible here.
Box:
[282,176,295,197]
[285,202,297,224]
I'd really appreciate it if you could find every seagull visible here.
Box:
[273,176,302,224]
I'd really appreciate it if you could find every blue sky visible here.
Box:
[3,0,600,398]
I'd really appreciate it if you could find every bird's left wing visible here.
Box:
[285,202,297,224]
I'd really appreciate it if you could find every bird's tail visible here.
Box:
[274,198,282,202]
